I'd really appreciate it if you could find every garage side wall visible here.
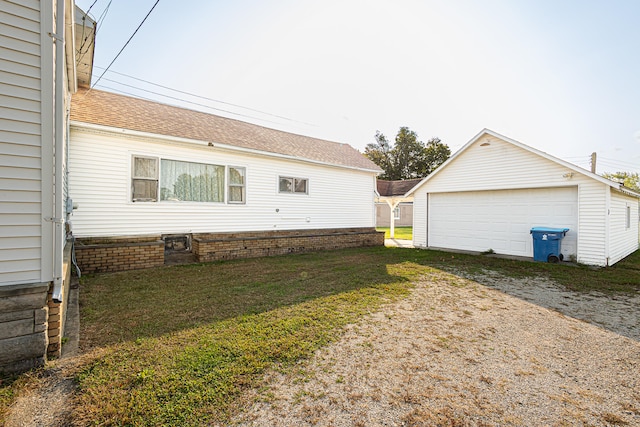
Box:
[412,135,610,265]
[608,191,640,265]
[577,182,607,266]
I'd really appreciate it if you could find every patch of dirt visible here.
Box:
[235,271,640,426]
[4,358,79,427]
[461,269,640,341]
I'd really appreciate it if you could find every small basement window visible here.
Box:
[279,176,308,194]
[132,156,159,202]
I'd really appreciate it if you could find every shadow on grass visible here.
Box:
[80,246,640,349]
[79,247,419,349]
[71,246,640,426]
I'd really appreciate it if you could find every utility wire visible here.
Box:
[95,67,315,126]
[91,0,161,90]
[84,0,99,15]
[77,0,113,66]
[598,157,639,170]
[94,77,286,124]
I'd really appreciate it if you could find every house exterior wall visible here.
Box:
[608,190,640,265]
[0,0,47,286]
[412,134,629,266]
[0,0,77,372]
[375,202,413,227]
[68,126,378,237]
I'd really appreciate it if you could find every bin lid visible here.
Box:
[530,227,570,234]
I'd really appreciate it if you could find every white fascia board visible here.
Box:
[70,121,382,174]
[64,0,77,94]
[405,127,639,198]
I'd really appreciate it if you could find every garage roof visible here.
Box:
[407,129,640,198]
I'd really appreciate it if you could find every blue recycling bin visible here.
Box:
[530,227,569,263]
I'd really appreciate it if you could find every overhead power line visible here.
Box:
[93,67,315,126]
[91,0,161,89]
[94,81,287,126]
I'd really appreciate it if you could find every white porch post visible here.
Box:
[385,199,400,239]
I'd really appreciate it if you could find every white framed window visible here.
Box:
[279,176,308,194]
[228,166,246,204]
[393,206,400,220]
[160,159,225,202]
[132,156,159,202]
[131,155,245,204]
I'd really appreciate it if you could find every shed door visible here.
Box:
[428,187,578,258]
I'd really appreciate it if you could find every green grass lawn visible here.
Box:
[377,226,413,240]
[2,246,638,425]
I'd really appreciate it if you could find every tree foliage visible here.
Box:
[602,171,640,191]
[365,126,450,180]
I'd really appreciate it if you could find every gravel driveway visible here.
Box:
[236,270,640,426]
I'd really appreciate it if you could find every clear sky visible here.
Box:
[75,0,640,175]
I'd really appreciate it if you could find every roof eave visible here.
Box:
[406,128,639,197]
[70,121,382,174]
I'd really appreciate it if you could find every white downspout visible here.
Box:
[52,0,66,303]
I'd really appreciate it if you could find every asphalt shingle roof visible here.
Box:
[376,178,423,197]
[70,88,381,172]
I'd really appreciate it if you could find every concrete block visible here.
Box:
[0,332,47,367]
[0,309,33,323]
[0,288,48,312]
[0,318,35,340]
[34,307,48,324]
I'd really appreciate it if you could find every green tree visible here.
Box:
[602,171,639,191]
[365,126,450,180]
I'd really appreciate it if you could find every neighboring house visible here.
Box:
[376,202,412,227]
[408,129,640,266]
[68,88,384,271]
[0,1,95,372]
[375,178,422,236]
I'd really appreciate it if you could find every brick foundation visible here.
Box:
[193,227,384,262]
[74,236,165,274]
[74,228,384,273]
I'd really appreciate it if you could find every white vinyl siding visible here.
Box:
[412,133,638,266]
[576,182,607,266]
[0,0,45,285]
[69,127,377,236]
[608,191,640,265]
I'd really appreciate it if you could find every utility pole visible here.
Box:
[590,152,597,174]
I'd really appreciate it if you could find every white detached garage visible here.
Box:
[409,129,640,266]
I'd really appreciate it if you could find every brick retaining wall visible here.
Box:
[193,228,384,262]
[74,236,165,274]
[74,228,384,273]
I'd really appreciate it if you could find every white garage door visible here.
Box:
[428,187,577,258]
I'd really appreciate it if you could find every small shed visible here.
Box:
[408,129,639,266]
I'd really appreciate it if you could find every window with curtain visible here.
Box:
[228,166,246,203]
[160,159,225,202]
